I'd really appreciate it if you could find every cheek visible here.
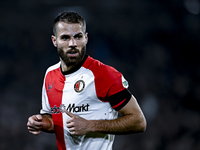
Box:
[77,40,87,47]
[57,42,69,48]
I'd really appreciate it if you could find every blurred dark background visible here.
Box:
[0,0,200,150]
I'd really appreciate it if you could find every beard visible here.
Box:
[57,46,86,67]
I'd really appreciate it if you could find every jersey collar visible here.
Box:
[60,54,88,75]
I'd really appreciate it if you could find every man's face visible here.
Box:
[52,22,88,67]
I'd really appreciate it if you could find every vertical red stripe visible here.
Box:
[45,68,66,150]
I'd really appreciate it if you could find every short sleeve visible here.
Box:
[106,76,132,110]
[82,56,132,110]
[40,75,52,115]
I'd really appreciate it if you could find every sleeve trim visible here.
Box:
[107,89,132,111]
[112,98,126,109]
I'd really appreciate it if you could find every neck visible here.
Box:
[60,60,77,72]
[60,54,88,75]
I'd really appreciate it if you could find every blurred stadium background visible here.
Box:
[0,0,200,149]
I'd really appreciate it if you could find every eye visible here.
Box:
[74,34,83,40]
[61,35,70,41]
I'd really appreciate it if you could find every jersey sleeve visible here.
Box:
[87,59,131,110]
[40,72,52,115]
[107,85,132,110]
[105,75,132,110]
[82,56,132,110]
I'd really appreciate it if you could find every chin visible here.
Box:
[65,57,81,66]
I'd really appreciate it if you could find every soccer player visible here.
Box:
[27,11,146,150]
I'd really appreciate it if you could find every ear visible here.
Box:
[85,32,88,45]
[51,35,57,47]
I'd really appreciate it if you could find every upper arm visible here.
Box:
[118,95,147,131]
[118,95,143,116]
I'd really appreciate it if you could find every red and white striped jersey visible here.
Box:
[40,55,131,150]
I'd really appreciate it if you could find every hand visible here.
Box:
[27,114,44,135]
[66,110,90,136]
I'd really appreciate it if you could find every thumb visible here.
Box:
[65,110,75,118]
[35,114,43,121]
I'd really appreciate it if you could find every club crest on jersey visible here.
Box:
[74,80,85,93]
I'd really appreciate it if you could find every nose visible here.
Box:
[69,38,77,47]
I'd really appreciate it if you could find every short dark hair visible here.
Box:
[53,11,86,36]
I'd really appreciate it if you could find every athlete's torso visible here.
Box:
[40,55,128,150]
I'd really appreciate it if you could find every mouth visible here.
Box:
[68,51,77,54]
[67,50,79,57]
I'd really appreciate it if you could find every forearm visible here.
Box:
[41,114,55,133]
[89,114,146,135]
[89,96,146,135]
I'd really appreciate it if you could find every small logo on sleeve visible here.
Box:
[74,80,85,93]
[122,76,129,88]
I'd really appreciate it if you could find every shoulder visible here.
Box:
[83,56,121,78]
[45,62,61,75]
[43,62,62,83]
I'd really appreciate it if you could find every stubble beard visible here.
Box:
[58,46,86,67]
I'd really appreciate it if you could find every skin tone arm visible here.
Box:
[66,95,147,136]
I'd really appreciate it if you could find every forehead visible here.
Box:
[56,22,84,36]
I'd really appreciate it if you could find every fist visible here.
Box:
[27,114,44,135]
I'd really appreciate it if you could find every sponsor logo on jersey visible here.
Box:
[51,104,66,114]
[121,76,129,88]
[74,80,85,93]
[51,103,89,114]
[67,103,89,113]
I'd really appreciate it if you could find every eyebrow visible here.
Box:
[73,32,83,37]
[59,32,83,38]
